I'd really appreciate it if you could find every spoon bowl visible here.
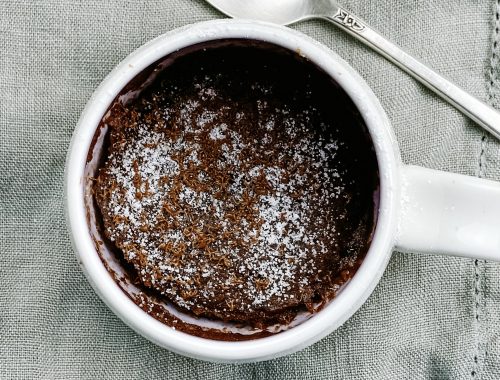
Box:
[205,0,331,25]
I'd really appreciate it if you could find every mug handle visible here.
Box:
[395,165,500,261]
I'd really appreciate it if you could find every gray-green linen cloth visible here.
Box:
[1,0,500,378]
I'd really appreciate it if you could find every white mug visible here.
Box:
[65,19,500,363]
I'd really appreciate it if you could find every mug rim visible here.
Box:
[65,19,401,363]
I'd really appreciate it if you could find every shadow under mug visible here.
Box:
[65,19,500,363]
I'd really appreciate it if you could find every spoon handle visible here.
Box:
[324,6,500,139]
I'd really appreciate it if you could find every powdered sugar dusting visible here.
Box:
[94,53,376,326]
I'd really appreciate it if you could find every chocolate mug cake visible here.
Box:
[90,40,379,339]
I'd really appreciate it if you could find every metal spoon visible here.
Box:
[205,0,500,140]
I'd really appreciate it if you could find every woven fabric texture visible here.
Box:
[1,0,499,378]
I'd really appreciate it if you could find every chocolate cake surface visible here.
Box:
[93,41,379,328]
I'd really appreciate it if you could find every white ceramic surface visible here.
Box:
[65,19,500,363]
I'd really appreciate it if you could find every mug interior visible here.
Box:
[85,37,380,340]
[67,20,400,362]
